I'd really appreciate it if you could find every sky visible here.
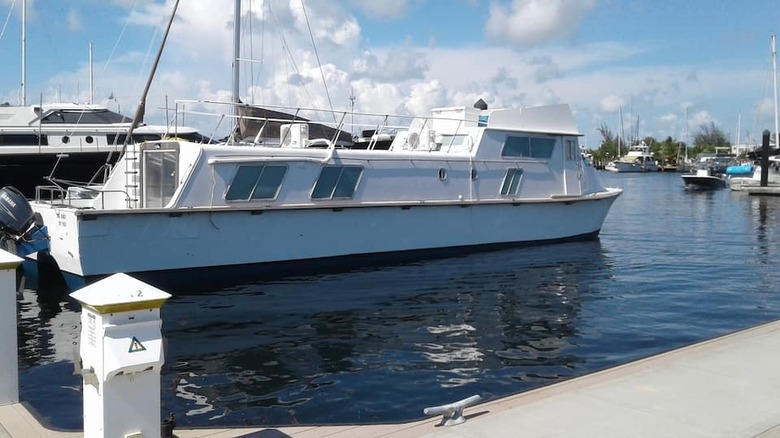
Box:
[1,0,780,150]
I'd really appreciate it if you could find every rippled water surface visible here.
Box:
[16,172,780,429]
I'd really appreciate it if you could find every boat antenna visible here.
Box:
[21,0,26,105]
[123,0,181,148]
[772,34,779,148]
[88,42,94,104]
[232,0,241,137]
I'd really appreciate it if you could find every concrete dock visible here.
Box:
[4,319,780,437]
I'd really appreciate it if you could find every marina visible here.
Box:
[3,1,780,436]
[5,171,780,435]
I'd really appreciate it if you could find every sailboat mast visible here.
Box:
[617,105,622,157]
[89,42,94,104]
[21,0,26,105]
[684,107,688,161]
[123,0,180,146]
[772,34,779,147]
[232,0,241,126]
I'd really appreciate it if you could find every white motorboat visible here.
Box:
[0,102,622,283]
[681,151,736,190]
[604,142,659,172]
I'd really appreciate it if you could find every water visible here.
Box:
[15,172,780,430]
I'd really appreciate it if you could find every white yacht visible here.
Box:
[0,103,208,198]
[0,102,622,283]
[604,142,659,172]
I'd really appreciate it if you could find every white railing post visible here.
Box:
[70,273,171,438]
[0,250,23,406]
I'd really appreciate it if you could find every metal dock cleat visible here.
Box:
[423,394,482,426]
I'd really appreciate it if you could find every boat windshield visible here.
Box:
[40,109,132,124]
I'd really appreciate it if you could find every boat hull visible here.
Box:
[604,162,658,172]
[681,174,727,190]
[32,191,620,282]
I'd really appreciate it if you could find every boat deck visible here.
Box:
[4,319,780,437]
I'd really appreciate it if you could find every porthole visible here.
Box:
[62,136,70,144]
[85,136,94,144]
[470,168,478,180]
[437,168,447,181]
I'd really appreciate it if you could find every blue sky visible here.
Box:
[2,0,780,149]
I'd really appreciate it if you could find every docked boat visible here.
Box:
[604,142,658,172]
[681,151,736,190]
[0,103,208,198]
[0,102,622,283]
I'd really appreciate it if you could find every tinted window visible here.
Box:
[0,134,47,146]
[502,136,530,157]
[333,166,363,198]
[226,165,287,201]
[312,166,363,200]
[252,166,287,199]
[500,168,523,196]
[41,109,131,124]
[502,136,556,159]
[311,166,342,199]
[226,166,262,201]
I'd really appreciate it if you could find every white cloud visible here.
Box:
[753,97,775,121]
[67,9,83,32]
[485,0,596,48]
[404,80,447,115]
[347,0,408,20]
[599,95,625,113]
[689,110,715,129]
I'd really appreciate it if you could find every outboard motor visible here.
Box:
[0,186,49,257]
[0,186,35,235]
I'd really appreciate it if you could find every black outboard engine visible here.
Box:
[0,186,49,257]
[0,186,35,236]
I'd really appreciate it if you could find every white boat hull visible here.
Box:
[34,192,620,279]
[604,161,658,173]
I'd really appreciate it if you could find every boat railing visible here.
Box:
[35,184,131,210]
[172,98,480,151]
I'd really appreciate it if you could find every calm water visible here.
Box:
[16,171,780,430]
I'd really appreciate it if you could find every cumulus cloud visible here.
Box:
[347,0,408,20]
[352,47,428,82]
[404,80,447,115]
[753,97,775,121]
[485,0,596,49]
[529,56,563,83]
[690,110,715,129]
[599,95,625,113]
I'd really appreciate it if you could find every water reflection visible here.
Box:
[160,241,606,427]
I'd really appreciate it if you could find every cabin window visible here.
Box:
[225,164,288,201]
[0,134,47,145]
[502,136,555,159]
[440,135,468,147]
[500,168,523,196]
[312,165,363,199]
[566,139,577,160]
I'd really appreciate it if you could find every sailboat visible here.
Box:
[0,1,622,285]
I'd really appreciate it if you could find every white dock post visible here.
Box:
[70,273,171,438]
[0,250,22,406]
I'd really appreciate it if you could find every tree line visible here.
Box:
[587,122,730,165]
